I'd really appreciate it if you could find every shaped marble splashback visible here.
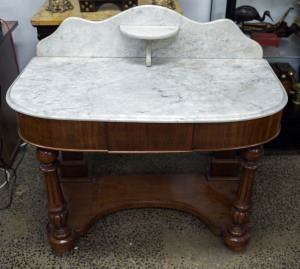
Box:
[37,5,262,59]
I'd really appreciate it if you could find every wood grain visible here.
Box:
[61,174,239,237]
[37,148,76,253]
[17,111,282,152]
[193,111,282,150]
[107,122,194,152]
[17,108,283,252]
[223,146,264,251]
[209,150,239,180]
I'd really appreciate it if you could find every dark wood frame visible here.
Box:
[225,0,237,20]
[210,0,236,21]
[16,110,282,252]
[0,21,20,166]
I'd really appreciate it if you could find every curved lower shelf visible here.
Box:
[60,174,238,237]
[119,25,179,40]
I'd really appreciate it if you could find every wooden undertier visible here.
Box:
[60,174,238,237]
[20,109,282,252]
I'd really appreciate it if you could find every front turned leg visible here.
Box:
[37,148,76,253]
[223,146,264,251]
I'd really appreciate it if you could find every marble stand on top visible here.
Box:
[7,6,287,253]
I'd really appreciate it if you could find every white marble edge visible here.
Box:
[7,6,284,124]
[119,25,179,40]
[6,57,287,124]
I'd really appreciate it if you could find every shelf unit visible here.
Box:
[211,0,300,148]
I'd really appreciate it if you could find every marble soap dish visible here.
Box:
[120,25,179,67]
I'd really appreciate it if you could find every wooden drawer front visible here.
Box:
[193,112,282,151]
[17,113,107,151]
[108,122,194,152]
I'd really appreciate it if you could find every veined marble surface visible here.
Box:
[7,6,286,123]
[119,25,179,40]
[36,5,262,59]
[7,57,287,123]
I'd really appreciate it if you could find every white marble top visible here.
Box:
[6,6,287,123]
[7,57,287,123]
[119,25,179,40]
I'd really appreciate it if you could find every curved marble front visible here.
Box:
[7,57,287,123]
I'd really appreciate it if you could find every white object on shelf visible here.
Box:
[119,25,179,40]
[120,25,179,66]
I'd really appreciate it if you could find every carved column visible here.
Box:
[37,148,76,253]
[223,146,264,251]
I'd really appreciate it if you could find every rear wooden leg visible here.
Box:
[60,151,88,180]
[37,148,76,253]
[208,150,239,181]
[223,146,264,251]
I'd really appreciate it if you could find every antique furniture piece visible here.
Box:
[250,32,280,47]
[46,0,74,13]
[0,21,20,166]
[212,0,300,149]
[152,0,176,10]
[271,62,296,95]
[78,0,138,12]
[235,5,273,24]
[8,6,287,253]
[243,7,298,37]
[31,0,182,39]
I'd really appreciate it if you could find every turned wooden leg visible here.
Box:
[223,146,264,251]
[37,148,76,253]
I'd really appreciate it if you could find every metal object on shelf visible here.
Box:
[235,5,273,24]
[243,7,297,37]
[292,85,300,105]
[271,63,295,95]
[152,0,176,10]
[271,62,300,105]
[46,0,74,13]
[289,71,300,105]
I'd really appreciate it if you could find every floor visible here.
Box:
[0,145,299,269]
